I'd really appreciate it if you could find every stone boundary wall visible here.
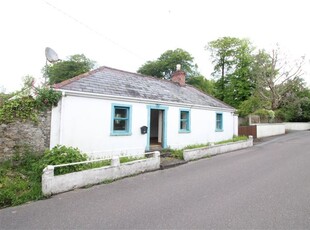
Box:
[42,151,160,196]
[0,111,51,162]
[183,136,253,161]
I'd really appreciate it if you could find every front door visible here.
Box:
[150,109,163,149]
[147,106,168,151]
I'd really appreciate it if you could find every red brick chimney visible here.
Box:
[171,64,186,86]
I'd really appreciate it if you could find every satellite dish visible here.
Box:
[45,47,59,63]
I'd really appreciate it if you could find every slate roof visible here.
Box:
[54,66,234,110]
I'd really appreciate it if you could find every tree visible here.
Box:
[187,75,215,95]
[276,82,310,122]
[251,47,305,110]
[138,48,197,79]
[44,54,96,85]
[237,94,266,117]
[207,37,254,107]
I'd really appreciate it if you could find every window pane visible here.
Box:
[180,121,187,130]
[115,108,127,118]
[216,114,222,129]
[114,120,127,131]
[181,111,188,119]
[180,110,189,131]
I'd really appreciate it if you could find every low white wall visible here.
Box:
[42,151,160,196]
[183,136,253,161]
[284,122,310,131]
[256,124,285,138]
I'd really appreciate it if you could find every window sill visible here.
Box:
[179,130,191,133]
[110,132,132,136]
[215,129,223,132]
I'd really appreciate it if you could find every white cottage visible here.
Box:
[50,66,238,159]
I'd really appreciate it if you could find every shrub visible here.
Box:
[253,109,275,122]
[35,87,62,111]
[0,87,61,124]
[40,145,88,175]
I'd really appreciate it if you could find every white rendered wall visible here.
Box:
[50,95,148,159]
[50,99,61,148]
[50,94,236,157]
[167,107,235,149]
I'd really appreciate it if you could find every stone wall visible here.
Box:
[0,111,51,162]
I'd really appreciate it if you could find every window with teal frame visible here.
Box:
[111,104,132,135]
[179,109,191,133]
[216,112,223,131]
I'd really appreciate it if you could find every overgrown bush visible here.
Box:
[0,97,38,123]
[0,87,61,123]
[35,87,62,111]
[40,145,88,175]
[253,109,275,122]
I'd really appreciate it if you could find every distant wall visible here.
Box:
[256,123,285,138]
[284,122,310,131]
[0,111,51,162]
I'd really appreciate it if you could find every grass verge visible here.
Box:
[0,153,43,209]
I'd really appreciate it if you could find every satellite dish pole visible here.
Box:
[44,47,60,83]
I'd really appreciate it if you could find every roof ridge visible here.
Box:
[54,64,189,89]
[102,66,181,86]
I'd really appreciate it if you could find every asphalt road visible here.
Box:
[1,131,310,229]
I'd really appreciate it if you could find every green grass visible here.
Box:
[184,143,210,150]
[54,156,146,176]
[54,159,112,175]
[0,153,43,209]
[162,136,248,160]
[0,151,149,209]
[215,135,248,145]
[170,149,184,160]
[120,156,146,163]
[161,148,184,160]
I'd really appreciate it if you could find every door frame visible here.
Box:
[146,105,168,151]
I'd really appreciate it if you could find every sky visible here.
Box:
[1,0,310,93]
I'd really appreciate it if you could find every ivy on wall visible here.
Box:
[0,88,62,124]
